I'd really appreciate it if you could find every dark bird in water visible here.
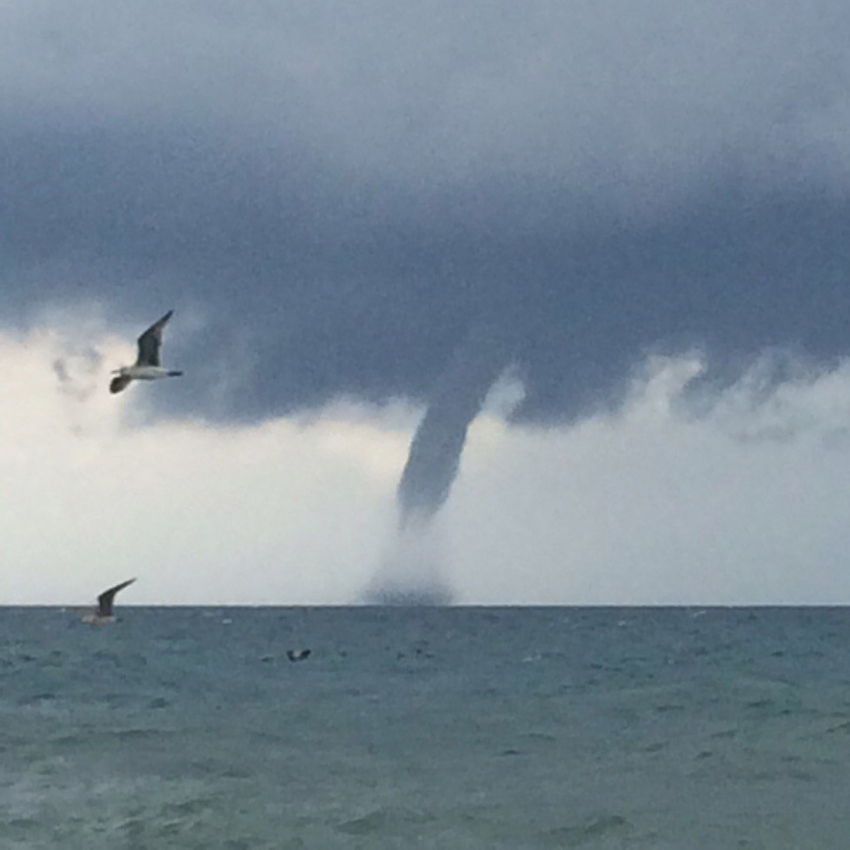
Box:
[81,578,137,624]
[110,311,183,394]
[286,649,311,662]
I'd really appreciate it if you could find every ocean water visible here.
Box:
[2,607,850,849]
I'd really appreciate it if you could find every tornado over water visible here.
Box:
[364,325,510,604]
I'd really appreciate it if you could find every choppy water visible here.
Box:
[3,607,850,848]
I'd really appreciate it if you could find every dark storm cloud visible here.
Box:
[4,2,850,421]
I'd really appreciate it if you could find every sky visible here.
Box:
[3,2,850,604]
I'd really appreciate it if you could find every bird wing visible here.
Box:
[97,578,137,616]
[136,310,173,367]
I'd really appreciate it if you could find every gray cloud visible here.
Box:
[3,2,850,421]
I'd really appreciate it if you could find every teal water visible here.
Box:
[2,607,850,848]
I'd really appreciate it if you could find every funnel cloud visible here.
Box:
[365,325,510,604]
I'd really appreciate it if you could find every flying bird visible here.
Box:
[110,310,183,394]
[81,578,137,624]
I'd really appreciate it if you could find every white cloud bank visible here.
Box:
[2,323,850,605]
[0,323,407,605]
[453,356,850,604]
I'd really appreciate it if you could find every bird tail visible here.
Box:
[168,371,184,378]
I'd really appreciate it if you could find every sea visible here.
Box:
[2,606,850,849]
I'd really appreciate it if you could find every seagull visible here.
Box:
[81,578,137,624]
[110,310,183,394]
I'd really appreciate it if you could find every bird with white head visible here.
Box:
[110,310,183,394]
